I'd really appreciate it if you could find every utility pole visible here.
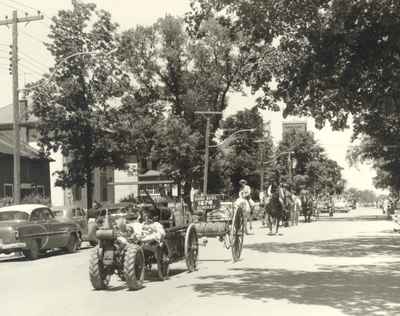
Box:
[255,139,268,193]
[194,111,222,196]
[0,10,44,203]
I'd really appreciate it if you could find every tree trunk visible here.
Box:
[183,178,193,214]
[86,170,93,209]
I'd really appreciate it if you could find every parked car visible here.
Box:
[333,199,351,213]
[53,207,98,246]
[0,204,81,260]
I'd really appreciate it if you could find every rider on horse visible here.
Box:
[237,179,255,234]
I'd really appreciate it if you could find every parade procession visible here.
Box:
[1,1,400,316]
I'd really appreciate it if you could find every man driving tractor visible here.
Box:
[118,207,166,244]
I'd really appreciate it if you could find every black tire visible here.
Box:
[231,206,245,262]
[184,223,198,272]
[157,244,170,281]
[89,247,110,290]
[124,244,145,290]
[65,233,79,253]
[23,239,40,260]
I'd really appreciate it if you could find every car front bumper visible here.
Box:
[0,241,27,254]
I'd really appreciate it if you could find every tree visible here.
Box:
[348,136,400,192]
[218,107,273,197]
[29,1,126,208]
[118,15,250,206]
[276,130,344,196]
[151,115,203,208]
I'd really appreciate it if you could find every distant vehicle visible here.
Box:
[333,199,350,213]
[316,200,329,213]
[0,204,81,260]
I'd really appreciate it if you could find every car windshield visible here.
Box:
[0,211,29,221]
[53,210,64,217]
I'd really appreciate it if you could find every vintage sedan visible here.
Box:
[0,204,82,260]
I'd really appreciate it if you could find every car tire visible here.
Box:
[23,239,40,260]
[65,233,79,253]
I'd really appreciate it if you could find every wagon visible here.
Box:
[192,194,245,262]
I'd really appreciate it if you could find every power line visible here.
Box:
[20,62,44,76]
[4,0,37,12]
[20,28,44,45]
[0,0,17,10]
[20,59,46,72]
[19,52,49,69]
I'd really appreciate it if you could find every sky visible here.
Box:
[0,0,385,194]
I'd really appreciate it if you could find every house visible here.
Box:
[0,132,50,200]
[0,103,116,208]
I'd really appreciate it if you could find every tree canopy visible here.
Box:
[218,107,273,197]
[276,130,344,196]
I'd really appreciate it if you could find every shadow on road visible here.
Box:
[245,234,400,257]
[179,233,400,315]
[184,263,400,316]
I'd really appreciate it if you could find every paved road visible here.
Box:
[1,207,400,316]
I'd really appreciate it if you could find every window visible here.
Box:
[4,184,13,198]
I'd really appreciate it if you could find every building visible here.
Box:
[0,103,115,208]
[0,132,50,200]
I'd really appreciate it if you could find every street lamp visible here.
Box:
[201,126,255,196]
[209,128,256,148]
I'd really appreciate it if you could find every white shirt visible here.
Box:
[239,185,251,199]
[127,221,166,242]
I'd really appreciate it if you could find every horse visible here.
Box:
[300,193,314,223]
[262,186,287,235]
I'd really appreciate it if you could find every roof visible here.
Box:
[0,104,13,125]
[0,133,43,159]
[0,103,37,125]
[0,204,49,215]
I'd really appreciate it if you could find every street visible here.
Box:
[1,207,399,316]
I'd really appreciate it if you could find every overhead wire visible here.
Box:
[4,0,37,12]
[19,58,47,73]
[19,61,45,75]
[0,0,18,11]
[19,50,50,69]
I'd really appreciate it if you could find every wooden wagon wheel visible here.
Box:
[184,223,199,272]
[230,206,245,262]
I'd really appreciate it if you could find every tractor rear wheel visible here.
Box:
[124,244,145,290]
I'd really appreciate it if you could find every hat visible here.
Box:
[239,179,247,185]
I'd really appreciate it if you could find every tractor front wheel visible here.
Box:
[124,244,145,290]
